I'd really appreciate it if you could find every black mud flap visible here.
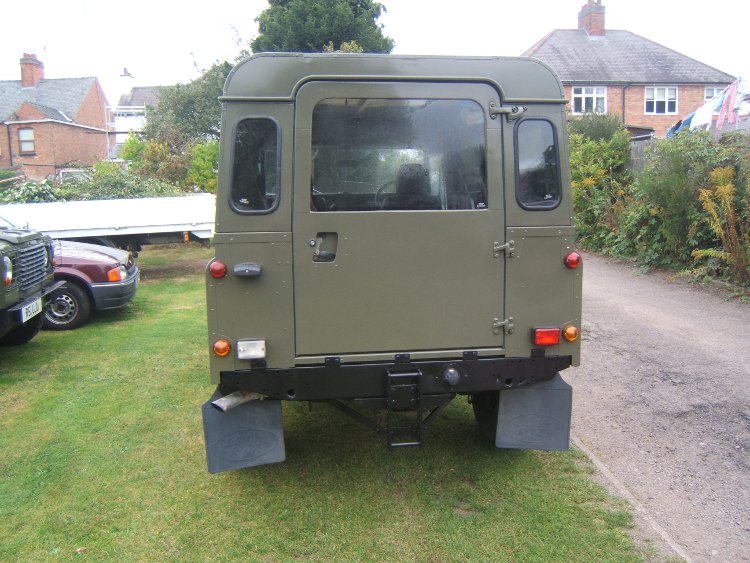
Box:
[202,388,286,473]
[495,373,572,451]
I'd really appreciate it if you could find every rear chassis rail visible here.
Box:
[219,354,573,404]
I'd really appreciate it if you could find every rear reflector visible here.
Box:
[534,327,561,346]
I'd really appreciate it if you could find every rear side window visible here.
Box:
[231,118,279,213]
[311,98,487,212]
[515,119,561,209]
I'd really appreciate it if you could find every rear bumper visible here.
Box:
[219,354,573,402]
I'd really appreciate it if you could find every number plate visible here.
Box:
[20,297,43,323]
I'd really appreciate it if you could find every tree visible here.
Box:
[251,0,394,54]
[142,61,233,149]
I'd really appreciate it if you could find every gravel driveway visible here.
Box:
[566,253,750,562]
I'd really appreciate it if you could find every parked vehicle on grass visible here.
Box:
[203,53,583,472]
[43,240,139,330]
[0,215,60,345]
[0,193,215,254]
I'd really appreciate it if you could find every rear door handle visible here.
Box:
[234,262,262,277]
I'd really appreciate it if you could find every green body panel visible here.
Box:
[207,53,581,382]
[1,228,54,339]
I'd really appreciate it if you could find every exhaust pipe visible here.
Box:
[211,390,263,412]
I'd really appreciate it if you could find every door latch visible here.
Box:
[489,102,527,120]
[494,240,515,258]
[493,317,514,335]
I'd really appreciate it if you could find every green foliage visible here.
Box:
[568,113,624,142]
[0,163,188,203]
[634,130,728,265]
[569,120,632,252]
[142,61,232,148]
[0,180,61,203]
[119,133,146,163]
[251,0,394,53]
[691,167,750,284]
[186,141,219,192]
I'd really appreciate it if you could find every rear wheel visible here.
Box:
[471,391,499,443]
[0,315,42,345]
[43,282,91,330]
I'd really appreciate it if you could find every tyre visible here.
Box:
[471,391,499,443]
[43,282,91,330]
[0,314,42,345]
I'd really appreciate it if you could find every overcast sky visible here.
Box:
[0,0,747,111]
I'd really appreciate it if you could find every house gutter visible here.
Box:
[5,124,13,167]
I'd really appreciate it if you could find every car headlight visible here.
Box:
[3,256,12,286]
[107,265,128,282]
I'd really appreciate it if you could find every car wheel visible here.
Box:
[0,314,42,345]
[43,282,91,330]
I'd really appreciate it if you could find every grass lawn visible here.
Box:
[0,244,641,561]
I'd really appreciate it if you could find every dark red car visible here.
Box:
[44,240,139,330]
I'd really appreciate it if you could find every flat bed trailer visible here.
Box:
[0,193,215,251]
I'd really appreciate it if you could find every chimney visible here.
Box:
[578,0,605,36]
[20,53,44,87]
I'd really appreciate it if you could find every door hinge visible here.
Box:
[489,102,527,121]
[494,240,515,258]
[493,317,514,335]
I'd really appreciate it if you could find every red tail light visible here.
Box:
[534,327,561,346]
[563,251,581,269]
[209,260,227,279]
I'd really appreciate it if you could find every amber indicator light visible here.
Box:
[562,325,580,342]
[209,260,227,279]
[213,339,231,357]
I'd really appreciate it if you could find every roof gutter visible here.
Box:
[3,118,108,133]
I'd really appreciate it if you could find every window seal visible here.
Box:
[513,118,562,211]
[228,116,282,216]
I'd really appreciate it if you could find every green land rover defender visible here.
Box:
[1,216,59,345]
[203,53,583,472]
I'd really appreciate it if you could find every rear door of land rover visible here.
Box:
[293,81,506,358]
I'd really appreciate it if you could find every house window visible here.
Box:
[572,86,606,114]
[705,87,725,102]
[18,128,35,154]
[645,87,677,115]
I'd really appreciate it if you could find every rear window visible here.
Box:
[311,98,487,212]
[515,119,561,209]
[230,118,279,214]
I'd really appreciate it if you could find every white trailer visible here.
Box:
[0,193,215,251]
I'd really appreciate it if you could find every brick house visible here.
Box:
[0,54,113,180]
[524,1,736,137]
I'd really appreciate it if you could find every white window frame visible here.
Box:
[18,128,35,154]
[644,86,678,115]
[704,86,725,102]
[572,86,607,114]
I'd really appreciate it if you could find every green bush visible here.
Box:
[0,180,61,203]
[186,141,219,192]
[568,113,624,142]
[633,130,728,265]
[0,162,188,203]
[569,118,632,252]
